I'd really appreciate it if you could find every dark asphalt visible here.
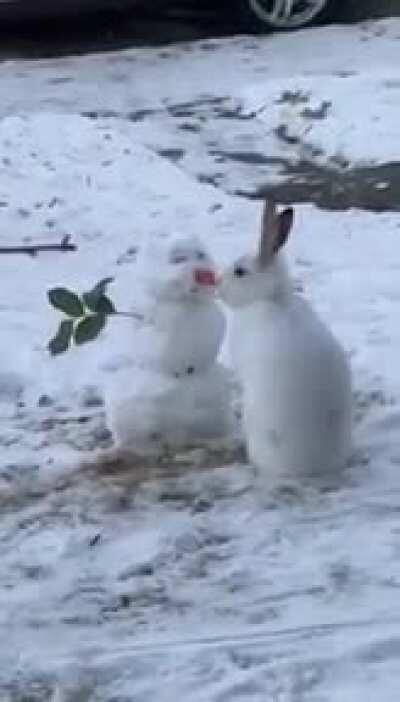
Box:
[243,161,400,213]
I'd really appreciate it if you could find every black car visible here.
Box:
[0,0,338,30]
[238,0,338,30]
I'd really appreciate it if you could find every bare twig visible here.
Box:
[112,311,144,322]
[0,235,76,256]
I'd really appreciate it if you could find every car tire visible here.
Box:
[237,0,339,32]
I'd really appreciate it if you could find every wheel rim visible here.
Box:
[248,0,329,28]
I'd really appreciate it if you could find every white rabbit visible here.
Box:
[219,200,352,482]
[106,236,234,455]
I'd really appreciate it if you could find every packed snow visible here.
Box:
[0,15,400,702]
[242,70,400,167]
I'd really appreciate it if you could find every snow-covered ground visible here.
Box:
[1,16,400,701]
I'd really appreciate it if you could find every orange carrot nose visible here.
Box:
[194,268,217,286]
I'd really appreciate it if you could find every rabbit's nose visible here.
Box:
[193,268,217,286]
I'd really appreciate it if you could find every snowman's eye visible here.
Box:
[196,250,206,261]
[170,254,187,264]
[234,266,248,278]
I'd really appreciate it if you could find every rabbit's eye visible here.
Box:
[196,251,206,261]
[234,266,248,278]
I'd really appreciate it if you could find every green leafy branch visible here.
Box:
[48,277,142,356]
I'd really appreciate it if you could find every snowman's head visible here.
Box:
[151,237,219,303]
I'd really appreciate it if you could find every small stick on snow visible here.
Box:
[113,311,144,322]
[0,234,77,256]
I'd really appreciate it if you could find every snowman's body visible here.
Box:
[106,237,234,454]
[108,364,233,456]
[152,297,225,377]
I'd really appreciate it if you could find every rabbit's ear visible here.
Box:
[259,199,277,264]
[259,201,294,264]
[272,208,294,253]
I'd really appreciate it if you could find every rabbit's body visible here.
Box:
[220,201,352,482]
[231,293,351,479]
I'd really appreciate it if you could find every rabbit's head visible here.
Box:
[219,200,294,308]
[149,236,219,303]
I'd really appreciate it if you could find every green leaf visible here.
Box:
[83,292,116,315]
[48,287,84,318]
[92,277,114,295]
[48,319,74,356]
[83,278,115,315]
[74,314,106,346]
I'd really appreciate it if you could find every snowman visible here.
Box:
[105,236,234,456]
